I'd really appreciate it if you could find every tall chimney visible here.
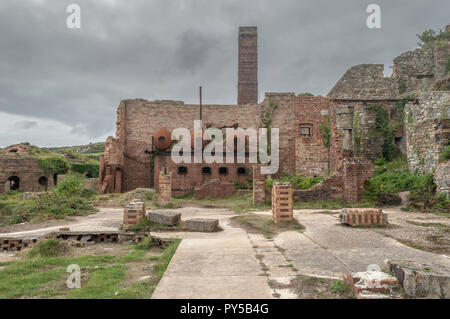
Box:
[238,26,258,105]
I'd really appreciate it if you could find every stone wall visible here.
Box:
[328,64,398,100]
[405,91,450,173]
[435,161,450,195]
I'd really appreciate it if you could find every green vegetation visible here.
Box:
[70,162,100,178]
[134,236,153,250]
[298,92,314,96]
[0,174,96,226]
[152,239,181,281]
[398,79,407,94]
[330,280,350,294]
[293,199,376,209]
[265,173,323,190]
[353,111,361,155]
[38,155,70,176]
[231,213,304,238]
[440,145,450,162]
[259,101,278,161]
[369,104,396,161]
[373,156,409,176]
[0,238,181,299]
[417,28,450,48]
[28,238,71,258]
[46,142,105,155]
[319,116,331,148]
[364,172,433,200]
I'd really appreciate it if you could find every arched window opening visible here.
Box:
[38,176,48,187]
[8,176,20,190]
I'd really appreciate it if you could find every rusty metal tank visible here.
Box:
[154,128,172,150]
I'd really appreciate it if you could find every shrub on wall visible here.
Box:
[266,173,323,190]
[70,161,99,178]
[38,155,70,176]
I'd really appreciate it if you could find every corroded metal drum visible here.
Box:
[154,128,172,150]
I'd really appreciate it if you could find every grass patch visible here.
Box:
[406,220,450,232]
[330,280,350,294]
[293,200,376,209]
[152,239,181,281]
[0,238,181,299]
[231,213,304,238]
[28,238,71,258]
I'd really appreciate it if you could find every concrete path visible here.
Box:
[151,218,273,299]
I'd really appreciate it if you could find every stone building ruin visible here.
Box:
[99,24,450,198]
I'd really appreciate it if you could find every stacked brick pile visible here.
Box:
[271,182,293,223]
[123,199,146,230]
[339,208,388,226]
[157,169,172,206]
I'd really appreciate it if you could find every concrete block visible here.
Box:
[388,260,450,298]
[185,218,219,232]
[149,210,181,226]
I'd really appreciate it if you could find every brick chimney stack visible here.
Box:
[238,26,258,105]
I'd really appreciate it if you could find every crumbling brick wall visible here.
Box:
[292,157,373,203]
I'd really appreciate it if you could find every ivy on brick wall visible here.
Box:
[258,101,278,163]
[38,155,70,176]
[319,116,331,148]
[353,111,361,156]
[369,104,396,161]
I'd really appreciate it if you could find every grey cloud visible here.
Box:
[14,120,38,130]
[0,0,449,146]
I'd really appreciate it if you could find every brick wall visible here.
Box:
[0,156,55,194]
[295,96,330,177]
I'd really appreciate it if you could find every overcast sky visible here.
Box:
[0,0,449,147]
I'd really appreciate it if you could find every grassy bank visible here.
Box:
[0,238,181,299]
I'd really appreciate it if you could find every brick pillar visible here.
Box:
[271,182,293,224]
[343,160,358,204]
[123,199,145,230]
[238,26,258,105]
[343,158,374,203]
[158,168,172,206]
[253,165,266,205]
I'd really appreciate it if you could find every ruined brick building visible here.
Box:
[0,143,57,194]
[99,25,450,199]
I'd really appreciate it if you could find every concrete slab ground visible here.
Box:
[1,206,449,298]
[152,219,273,299]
